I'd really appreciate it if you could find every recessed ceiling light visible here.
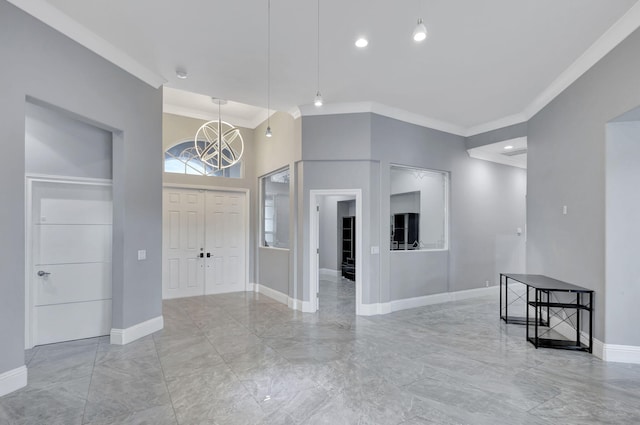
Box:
[176,68,188,79]
[504,145,514,150]
[355,38,368,48]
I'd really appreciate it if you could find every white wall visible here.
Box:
[605,120,640,345]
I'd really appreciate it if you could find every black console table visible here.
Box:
[500,273,594,353]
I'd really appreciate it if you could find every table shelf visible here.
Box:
[500,273,594,354]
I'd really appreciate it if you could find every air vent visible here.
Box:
[502,148,527,157]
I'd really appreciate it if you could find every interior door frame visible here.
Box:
[162,183,251,295]
[309,189,363,315]
[25,173,113,349]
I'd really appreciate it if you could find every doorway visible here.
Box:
[162,187,249,299]
[26,177,113,348]
[310,189,363,315]
[316,195,357,316]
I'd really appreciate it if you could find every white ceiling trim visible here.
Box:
[7,0,166,89]
[464,112,528,138]
[163,103,273,129]
[467,149,527,169]
[298,102,467,137]
[521,1,640,124]
[466,0,640,137]
[12,0,640,137]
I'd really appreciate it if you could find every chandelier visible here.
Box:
[193,98,244,170]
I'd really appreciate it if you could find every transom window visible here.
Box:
[164,140,242,178]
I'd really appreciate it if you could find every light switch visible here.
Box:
[371,246,379,254]
[563,205,568,215]
[137,250,147,261]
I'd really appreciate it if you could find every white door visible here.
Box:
[29,180,112,347]
[162,188,246,298]
[162,189,205,299]
[205,191,246,294]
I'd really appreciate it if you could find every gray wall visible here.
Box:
[372,114,526,301]
[25,101,113,179]
[297,112,526,306]
[297,160,380,304]
[605,121,640,345]
[527,26,640,342]
[257,247,289,295]
[466,122,528,149]
[0,1,162,375]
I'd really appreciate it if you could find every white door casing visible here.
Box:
[162,187,248,299]
[309,189,363,315]
[26,177,113,348]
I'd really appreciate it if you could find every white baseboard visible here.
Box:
[246,282,256,292]
[603,344,640,364]
[110,315,164,345]
[255,283,289,305]
[255,284,315,313]
[319,268,340,277]
[0,365,27,397]
[359,303,392,316]
[390,285,498,313]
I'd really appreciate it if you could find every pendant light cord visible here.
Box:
[317,0,320,92]
[267,0,271,127]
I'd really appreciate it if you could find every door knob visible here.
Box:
[37,270,51,277]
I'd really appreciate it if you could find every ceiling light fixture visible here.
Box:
[193,98,244,170]
[355,38,368,48]
[314,0,323,107]
[176,68,188,79]
[504,145,514,150]
[412,18,427,42]
[265,0,273,138]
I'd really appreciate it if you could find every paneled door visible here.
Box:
[162,189,205,299]
[205,192,246,294]
[29,180,113,347]
[162,188,247,299]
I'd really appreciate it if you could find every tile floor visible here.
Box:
[2,276,640,424]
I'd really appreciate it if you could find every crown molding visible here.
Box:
[521,0,640,123]
[163,103,264,129]
[467,148,527,170]
[7,0,166,89]
[464,113,528,138]
[11,0,640,137]
[298,102,467,136]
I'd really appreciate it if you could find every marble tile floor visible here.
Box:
[2,277,640,424]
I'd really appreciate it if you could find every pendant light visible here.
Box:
[314,0,323,107]
[265,0,273,138]
[413,18,427,42]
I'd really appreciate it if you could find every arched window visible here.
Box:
[164,140,242,178]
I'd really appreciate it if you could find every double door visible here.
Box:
[163,188,247,299]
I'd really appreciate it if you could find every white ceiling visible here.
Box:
[163,87,270,129]
[10,0,640,135]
